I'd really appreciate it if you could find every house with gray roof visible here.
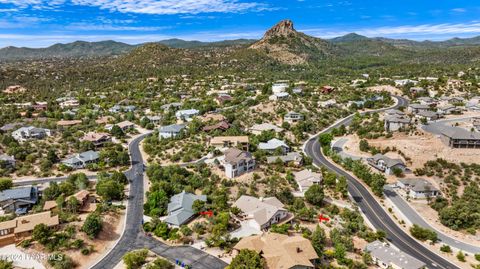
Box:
[233,195,290,232]
[283,112,304,123]
[440,125,480,148]
[175,109,200,122]
[385,109,405,117]
[414,110,441,121]
[165,191,207,227]
[0,186,38,215]
[437,105,461,115]
[294,169,322,195]
[12,126,51,142]
[366,241,426,269]
[407,104,429,114]
[158,124,186,139]
[266,152,303,165]
[0,154,15,168]
[161,102,182,111]
[367,154,407,175]
[384,115,411,132]
[397,178,440,199]
[258,138,290,155]
[61,150,100,169]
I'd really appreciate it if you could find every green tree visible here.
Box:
[336,176,348,197]
[96,179,124,201]
[32,223,52,245]
[227,249,265,269]
[311,225,327,255]
[409,224,438,243]
[305,184,324,206]
[0,178,13,191]
[110,125,125,138]
[0,259,13,269]
[82,213,103,238]
[318,133,333,147]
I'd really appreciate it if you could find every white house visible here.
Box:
[384,115,410,132]
[233,195,290,232]
[258,138,290,154]
[269,92,289,101]
[397,178,441,199]
[294,169,322,195]
[222,148,255,178]
[12,126,51,142]
[175,109,200,121]
[272,83,288,94]
[61,151,100,169]
[367,154,407,175]
[284,112,304,123]
[158,124,186,139]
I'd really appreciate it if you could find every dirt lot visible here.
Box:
[367,85,403,96]
[343,129,480,170]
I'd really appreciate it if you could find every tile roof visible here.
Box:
[234,233,318,269]
[224,148,253,164]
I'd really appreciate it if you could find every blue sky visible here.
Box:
[1,0,480,48]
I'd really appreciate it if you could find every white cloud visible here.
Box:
[66,22,170,31]
[302,22,480,40]
[0,0,65,9]
[452,8,466,13]
[0,0,269,14]
[72,0,270,14]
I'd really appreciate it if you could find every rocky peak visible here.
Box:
[264,19,296,38]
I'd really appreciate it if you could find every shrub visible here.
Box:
[409,224,438,243]
[440,245,452,253]
[123,249,149,269]
[81,213,103,239]
[81,248,90,255]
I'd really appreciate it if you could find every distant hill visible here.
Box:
[249,20,339,65]
[329,33,370,43]
[157,38,255,49]
[3,21,480,65]
[0,40,134,61]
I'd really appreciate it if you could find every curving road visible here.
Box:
[90,134,227,269]
[304,96,459,269]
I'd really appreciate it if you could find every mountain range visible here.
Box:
[3,20,480,64]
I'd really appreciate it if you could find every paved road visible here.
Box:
[304,96,459,269]
[331,138,363,160]
[384,186,480,254]
[91,134,227,269]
